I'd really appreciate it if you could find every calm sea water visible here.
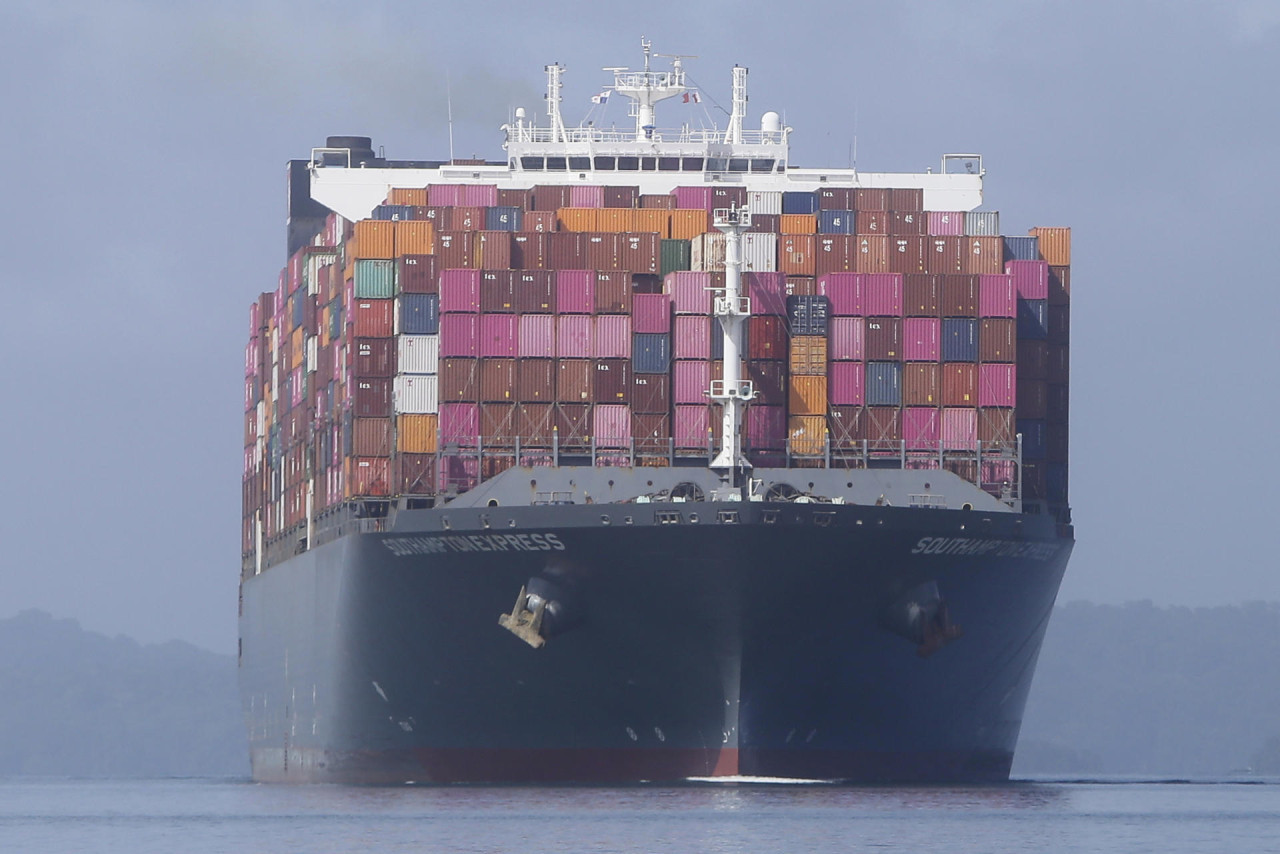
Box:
[1,777,1278,853]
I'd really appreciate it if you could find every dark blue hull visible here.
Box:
[239,500,1071,783]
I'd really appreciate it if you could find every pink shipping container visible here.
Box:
[479,314,517,358]
[632,293,672,333]
[556,315,593,358]
[828,361,865,405]
[438,456,480,492]
[979,363,1016,407]
[666,271,713,315]
[747,272,787,316]
[978,274,1016,318]
[861,273,904,316]
[674,186,714,210]
[941,407,978,450]
[439,269,481,313]
[903,407,941,450]
[570,185,605,208]
[903,317,941,361]
[428,184,463,206]
[439,402,480,446]
[673,405,712,448]
[439,313,479,358]
[673,315,712,360]
[593,315,632,358]
[517,314,555,357]
[1006,259,1050,299]
[748,405,786,450]
[459,184,498,207]
[828,316,865,360]
[981,460,1016,486]
[673,360,710,404]
[555,269,596,314]
[818,272,861,315]
[593,404,632,448]
[928,212,965,236]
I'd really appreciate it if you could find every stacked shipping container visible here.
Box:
[243,183,1069,551]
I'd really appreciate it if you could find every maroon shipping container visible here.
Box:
[516,358,555,402]
[452,206,485,231]
[439,357,479,402]
[1017,340,1049,380]
[979,318,1016,362]
[480,403,518,445]
[479,358,517,402]
[856,210,889,235]
[1017,380,1049,418]
[887,236,927,275]
[941,275,978,317]
[1048,344,1070,383]
[497,187,532,209]
[748,315,788,360]
[557,360,593,403]
[633,413,671,453]
[351,417,391,456]
[640,193,676,210]
[554,403,592,446]
[532,185,572,212]
[978,408,1015,445]
[889,210,926,236]
[515,270,554,314]
[784,276,816,297]
[746,360,788,406]
[435,232,476,269]
[1048,383,1069,421]
[854,188,890,211]
[511,233,549,270]
[618,233,659,274]
[477,231,512,269]
[814,235,857,276]
[520,211,556,234]
[479,269,517,313]
[630,373,671,413]
[353,378,391,417]
[352,338,395,378]
[603,185,639,208]
[594,271,633,314]
[395,453,437,494]
[517,403,555,445]
[417,206,453,230]
[1049,265,1071,306]
[747,405,786,450]
[888,188,923,211]
[398,254,438,294]
[864,317,902,360]
[818,187,854,210]
[926,237,965,275]
[547,233,584,269]
[941,363,977,406]
[858,406,901,443]
[827,405,863,447]
[582,232,620,270]
[747,213,780,234]
[903,274,940,316]
[1049,303,1070,343]
[903,363,941,406]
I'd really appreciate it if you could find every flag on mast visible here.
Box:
[591,91,610,104]
[683,91,701,103]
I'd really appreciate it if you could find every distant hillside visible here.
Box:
[0,610,247,778]
[1014,600,1280,777]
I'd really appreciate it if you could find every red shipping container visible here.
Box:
[452,206,485,231]
[353,416,390,457]
[828,361,864,405]
[856,210,889,234]
[926,237,966,274]
[1048,265,1071,306]
[630,373,670,413]
[1007,259,1050,299]
[593,315,632,358]
[942,363,977,406]
[904,274,940,316]
[928,211,965,236]
[978,408,1015,445]
[554,403,592,446]
[353,378,391,417]
[477,231,512,269]
[479,359,517,403]
[352,300,394,337]
[395,453,436,495]
[556,315,593,358]
[978,274,1016,318]
[673,360,710,404]
[557,361,592,403]
[582,232,620,270]
[438,358,478,402]
[1048,344,1070,383]
[979,363,1016,407]
[480,402,517,444]
[632,293,671,333]
[785,276,816,297]
[352,338,395,378]
[556,269,596,314]
[417,205,454,230]
[479,314,517,358]
[828,316,864,360]
[666,270,713,315]
[673,315,713,360]
[747,272,787,316]
[435,232,476,269]
[516,359,555,402]
[520,211,557,234]
[814,235,857,276]
[497,187,531,209]
[618,233,659,274]
[515,270,554,314]
[437,456,479,493]
[517,402,555,444]
[903,317,940,361]
[862,273,904,316]
[439,314,478,358]
[439,269,480,313]
[518,314,555,358]
[887,236,927,274]
[547,232,584,269]
[633,412,670,453]
[903,407,940,450]
[854,188,890,211]
[747,315,788,360]
[889,210,926,236]
[889,188,923,211]
[940,274,978,317]
[532,185,572,212]
[398,254,438,294]
[511,233,549,270]
[818,187,854,210]
[963,236,1003,274]
[348,457,390,496]
[1017,380,1048,418]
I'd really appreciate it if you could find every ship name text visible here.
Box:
[382,532,566,557]
[911,536,1060,561]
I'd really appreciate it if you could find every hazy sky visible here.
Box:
[2,1,1277,653]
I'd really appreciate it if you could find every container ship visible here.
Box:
[240,44,1074,784]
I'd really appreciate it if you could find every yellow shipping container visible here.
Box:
[788,335,828,376]
[788,375,828,415]
[669,209,709,240]
[557,208,600,232]
[351,220,395,259]
[1029,227,1071,266]
[788,415,827,456]
[631,208,671,237]
[395,220,435,256]
[780,214,818,234]
[290,327,304,366]
[397,414,439,453]
[388,187,428,206]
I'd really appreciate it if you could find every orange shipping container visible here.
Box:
[352,220,395,260]
[595,208,632,232]
[394,220,434,256]
[1030,227,1072,266]
[963,236,1003,274]
[788,415,827,455]
[788,335,828,376]
[631,208,671,236]
[779,234,817,276]
[388,187,428,206]
[780,214,817,234]
[557,208,600,232]
[397,414,439,453]
[788,375,828,415]
[669,209,709,240]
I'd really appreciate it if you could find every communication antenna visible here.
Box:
[447,71,456,162]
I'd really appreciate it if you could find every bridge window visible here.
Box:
[658,157,681,171]
[520,156,544,170]
[681,157,704,171]
[706,157,729,172]
[568,156,591,171]
[752,159,776,173]
[593,156,616,170]
[641,156,657,171]
[545,156,567,171]
[728,158,749,172]
[617,156,640,171]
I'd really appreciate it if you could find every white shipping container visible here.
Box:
[964,211,1000,237]
[394,374,438,414]
[305,251,338,295]
[748,190,783,215]
[690,232,726,272]
[305,334,318,374]
[743,232,778,272]
[398,334,439,374]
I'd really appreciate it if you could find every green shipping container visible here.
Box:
[660,239,691,277]
[354,259,396,298]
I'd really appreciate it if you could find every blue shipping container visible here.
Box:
[865,362,902,406]
[1046,462,1068,502]
[818,210,856,235]
[786,295,830,336]
[1003,236,1040,262]
[941,318,978,362]
[1017,299,1049,340]
[486,206,523,232]
[400,293,440,335]
[1018,419,1047,459]
[354,259,396,298]
[372,204,415,221]
[329,298,343,339]
[782,192,819,215]
[632,333,672,373]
